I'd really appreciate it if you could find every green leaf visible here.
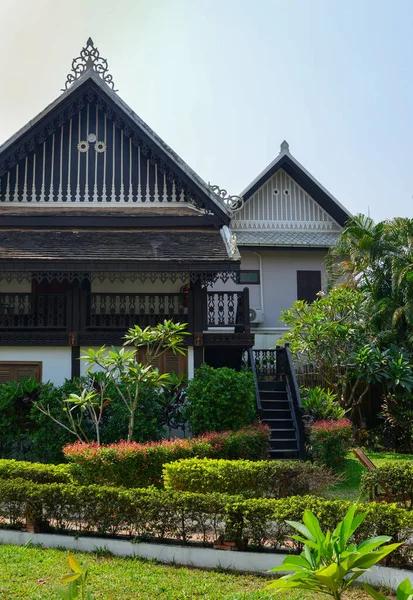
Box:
[362,582,388,600]
[285,520,316,542]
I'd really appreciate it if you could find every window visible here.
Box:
[237,270,260,285]
[297,271,322,304]
[136,350,187,376]
[0,362,42,383]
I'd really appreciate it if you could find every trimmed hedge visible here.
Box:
[361,462,413,509]
[0,459,73,484]
[163,458,338,498]
[0,478,412,565]
[63,424,270,488]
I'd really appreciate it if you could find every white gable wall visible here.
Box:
[232,169,340,232]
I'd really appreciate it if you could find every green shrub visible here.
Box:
[163,458,337,498]
[185,364,256,435]
[309,419,353,470]
[0,376,166,463]
[0,459,72,484]
[63,425,270,488]
[361,462,413,509]
[0,479,412,565]
[301,386,346,421]
[380,395,413,453]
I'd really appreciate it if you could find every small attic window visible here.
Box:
[273,189,279,195]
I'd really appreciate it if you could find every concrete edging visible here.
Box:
[0,529,411,589]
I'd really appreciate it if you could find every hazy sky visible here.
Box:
[0,0,412,222]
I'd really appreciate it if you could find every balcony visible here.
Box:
[0,289,251,337]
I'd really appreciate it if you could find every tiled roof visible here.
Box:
[234,230,340,247]
[0,228,232,262]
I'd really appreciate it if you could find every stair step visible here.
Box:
[270,439,299,450]
[260,409,292,419]
[263,419,295,429]
[258,381,285,391]
[269,449,300,459]
[260,400,290,409]
[269,429,296,440]
[260,392,288,401]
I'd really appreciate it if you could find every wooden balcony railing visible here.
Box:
[87,293,187,329]
[0,293,67,329]
[0,289,250,333]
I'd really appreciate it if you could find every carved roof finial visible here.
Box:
[280,140,290,154]
[62,38,118,92]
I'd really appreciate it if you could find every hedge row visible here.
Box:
[0,459,72,484]
[163,458,338,498]
[361,462,413,509]
[63,424,270,488]
[0,478,412,565]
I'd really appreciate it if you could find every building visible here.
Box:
[0,39,351,391]
[0,39,253,386]
[212,141,351,350]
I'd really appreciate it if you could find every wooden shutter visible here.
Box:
[0,364,14,384]
[297,271,322,304]
[136,349,187,375]
[0,362,42,383]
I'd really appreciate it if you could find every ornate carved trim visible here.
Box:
[62,38,117,91]
[209,185,244,213]
[0,270,238,285]
[202,332,255,347]
[194,333,203,347]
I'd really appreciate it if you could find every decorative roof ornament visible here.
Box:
[209,184,244,213]
[62,37,118,92]
[280,140,290,154]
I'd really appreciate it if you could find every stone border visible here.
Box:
[0,529,411,590]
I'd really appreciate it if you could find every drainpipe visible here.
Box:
[253,251,264,313]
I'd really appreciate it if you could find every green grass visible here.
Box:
[0,544,372,600]
[324,451,413,501]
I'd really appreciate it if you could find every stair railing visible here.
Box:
[247,347,262,413]
[276,344,306,459]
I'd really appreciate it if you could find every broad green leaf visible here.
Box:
[397,578,413,600]
[302,510,325,545]
[357,536,393,553]
[67,555,82,574]
[362,582,388,600]
[286,520,316,542]
[61,573,81,583]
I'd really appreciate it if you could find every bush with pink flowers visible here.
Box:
[309,419,353,471]
[63,424,270,488]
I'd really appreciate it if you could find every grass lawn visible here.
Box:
[0,544,373,600]
[325,451,413,501]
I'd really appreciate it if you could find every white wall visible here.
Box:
[210,248,327,328]
[0,347,71,385]
[260,249,327,327]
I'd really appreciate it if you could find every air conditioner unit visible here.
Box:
[249,308,264,324]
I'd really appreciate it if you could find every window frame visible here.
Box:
[236,270,260,285]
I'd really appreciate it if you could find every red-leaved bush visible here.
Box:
[63,424,270,488]
[309,419,353,471]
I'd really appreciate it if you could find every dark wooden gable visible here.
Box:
[0,76,230,225]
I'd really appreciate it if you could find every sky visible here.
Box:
[0,0,412,222]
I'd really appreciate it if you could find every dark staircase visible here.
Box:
[259,380,300,458]
[248,346,305,460]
